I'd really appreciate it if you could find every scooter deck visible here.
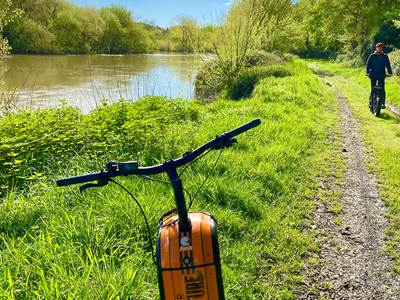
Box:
[157,212,224,300]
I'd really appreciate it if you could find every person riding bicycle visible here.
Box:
[366,42,393,109]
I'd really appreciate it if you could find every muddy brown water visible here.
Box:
[0,54,203,113]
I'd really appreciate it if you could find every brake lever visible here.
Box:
[226,138,237,148]
[79,179,109,193]
[213,137,237,149]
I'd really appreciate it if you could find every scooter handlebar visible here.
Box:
[56,119,261,187]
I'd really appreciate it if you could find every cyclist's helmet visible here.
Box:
[376,42,384,48]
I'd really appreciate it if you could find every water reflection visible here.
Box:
[0,54,203,112]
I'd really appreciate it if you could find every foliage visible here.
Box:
[2,0,400,61]
[194,58,230,101]
[297,0,400,61]
[244,50,285,67]
[0,97,198,196]
[389,50,400,83]
[0,0,22,55]
[3,1,211,54]
[374,19,400,53]
[211,0,294,78]
[161,18,198,53]
[224,68,260,100]
[158,19,216,53]
[0,60,341,298]
[3,1,157,54]
[5,17,56,53]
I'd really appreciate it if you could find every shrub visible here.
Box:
[194,58,229,102]
[0,97,198,197]
[244,50,283,67]
[390,50,400,77]
[258,65,294,78]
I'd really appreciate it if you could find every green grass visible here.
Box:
[0,60,341,298]
[309,61,400,272]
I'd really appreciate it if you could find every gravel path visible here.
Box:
[300,76,400,299]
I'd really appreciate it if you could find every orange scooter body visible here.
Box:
[157,212,224,300]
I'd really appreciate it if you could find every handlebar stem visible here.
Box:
[166,167,191,232]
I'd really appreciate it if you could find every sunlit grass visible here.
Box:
[0,60,341,298]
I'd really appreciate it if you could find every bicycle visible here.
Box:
[370,84,384,117]
[57,118,261,300]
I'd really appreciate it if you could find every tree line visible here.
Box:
[0,0,214,55]
[212,0,400,69]
[1,0,400,60]
[1,0,158,54]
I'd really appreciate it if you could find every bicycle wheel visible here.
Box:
[371,93,376,114]
[373,94,381,117]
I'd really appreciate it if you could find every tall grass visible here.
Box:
[0,81,19,116]
[0,60,340,298]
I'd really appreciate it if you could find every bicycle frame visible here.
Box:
[57,118,261,300]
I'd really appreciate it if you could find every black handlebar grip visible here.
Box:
[224,119,261,138]
[56,172,103,186]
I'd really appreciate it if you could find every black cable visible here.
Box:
[139,174,193,217]
[188,148,224,210]
[108,178,157,265]
[140,175,170,185]
[178,148,213,177]
[140,149,223,211]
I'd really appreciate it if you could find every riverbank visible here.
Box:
[0,59,343,298]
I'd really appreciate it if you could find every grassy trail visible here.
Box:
[305,61,400,296]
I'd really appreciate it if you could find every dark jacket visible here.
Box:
[366,53,393,79]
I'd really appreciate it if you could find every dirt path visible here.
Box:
[300,75,400,299]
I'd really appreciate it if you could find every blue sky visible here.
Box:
[70,0,233,28]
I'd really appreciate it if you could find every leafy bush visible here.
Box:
[390,50,400,77]
[194,58,229,102]
[244,50,284,67]
[4,3,157,54]
[0,97,198,196]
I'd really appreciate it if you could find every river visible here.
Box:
[0,54,204,113]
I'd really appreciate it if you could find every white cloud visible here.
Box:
[225,1,232,6]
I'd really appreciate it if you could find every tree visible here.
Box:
[3,1,157,54]
[0,0,22,55]
[78,7,105,53]
[374,18,400,51]
[52,11,85,53]
[297,0,400,60]
[5,17,56,54]
[212,0,293,78]
[97,5,156,54]
[100,11,122,53]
